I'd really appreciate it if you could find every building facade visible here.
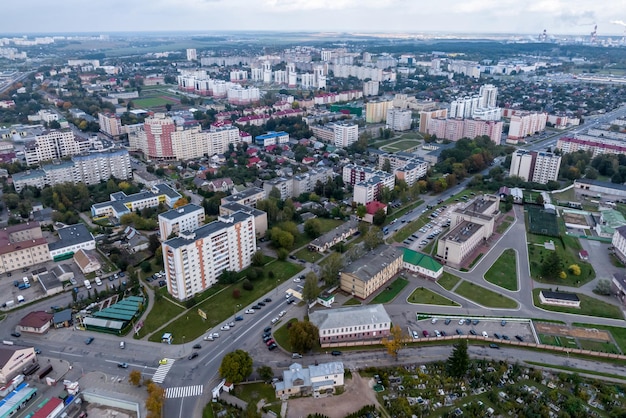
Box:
[340,245,403,299]
[91,183,181,219]
[162,212,256,301]
[333,123,358,148]
[0,222,51,274]
[24,129,90,166]
[365,100,393,123]
[310,304,391,344]
[386,108,412,131]
[98,113,123,138]
[158,204,205,241]
[509,150,561,184]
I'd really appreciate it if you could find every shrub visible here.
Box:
[242,279,253,291]
[232,288,241,299]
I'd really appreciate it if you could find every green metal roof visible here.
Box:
[402,248,443,272]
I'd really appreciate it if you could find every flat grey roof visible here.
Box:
[310,304,391,330]
[48,224,94,251]
[159,204,204,221]
[342,245,402,282]
[163,211,253,249]
[220,202,265,217]
[222,187,264,203]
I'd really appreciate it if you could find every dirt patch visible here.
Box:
[535,322,611,341]
[562,212,588,226]
[286,372,380,418]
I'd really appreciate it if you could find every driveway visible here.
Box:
[286,372,379,418]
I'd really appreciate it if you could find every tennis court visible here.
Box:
[527,205,559,237]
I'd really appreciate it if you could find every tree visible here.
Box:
[541,251,562,279]
[129,370,142,386]
[288,320,319,353]
[219,269,237,284]
[145,382,165,418]
[381,325,405,360]
[535,194,545,205]
[372,209,386,226]
[321,252,343,286]
[257,365,274,382]
[356,204,367,219]
[302,272,320,303]
[219,350,253,383]
[252,251,265,267]
[568,264,581,276]
[363,226,383,251]
[304,218,322,239]
[594,279,612,296]
[276,248,289,261]
[446,339,469,377]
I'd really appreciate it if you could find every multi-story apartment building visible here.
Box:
[386,108,412,131]
[98,113,122,138]
[219,202,268,237]
[479,84,498,108]
[186,48,197,61]
[365,100,393,123]
[333,123,359,148]
[363,80,379,96]
[12,148,132,192]
[508,112,548,140]
[556,136,626,157]
[162,211,256,301]
[342,164,380,186]
[418,108,448,133]
[426,118,502,143]
[263,177,293,200]
[129,114,245,161]
[353,173,396,205]
[509,150,561,184]
[158,204,205,241]
[310,304,391,344]
[24,129,90,166]
[91,183,181,219]
[340,245,403,299]
[291,168,334,197]
[310,125,335,143]
[394,159,428,187]
[221,187,265,208]
[227,86,260,105]
[0,222,51,274]
[612,226,626,265]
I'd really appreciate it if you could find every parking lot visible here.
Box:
[411,316,537,344]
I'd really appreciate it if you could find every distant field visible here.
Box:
[133,96,179,108]
[380,139,421,153]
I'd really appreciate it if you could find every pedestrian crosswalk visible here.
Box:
[152,358,175,383]
[166,385,204,399]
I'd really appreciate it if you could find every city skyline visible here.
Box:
[3,0,626,37]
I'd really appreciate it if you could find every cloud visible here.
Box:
[612,20,626,28]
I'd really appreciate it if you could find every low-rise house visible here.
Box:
[310,304,391,344]
[308,219,358,253]
[402,248,443,279]
[73,249,101,274]
[0,346,37,384]
[275,362,344,399]
[48,224,95,261]
[17,311,53,334]
[539,290,580,308]
[53,309,73,328]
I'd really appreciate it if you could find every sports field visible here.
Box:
[379,138,421,152]
[133,96,179,108]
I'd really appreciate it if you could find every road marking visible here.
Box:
[152,358,175,383]
[49,351,83,357]
[166,385,203,398]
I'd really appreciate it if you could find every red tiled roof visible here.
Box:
[18,311,53,329]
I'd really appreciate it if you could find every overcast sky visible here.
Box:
[4,0,626,37]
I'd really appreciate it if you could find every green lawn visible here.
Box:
[538,334,560,346]
[149,260,303,342]
[134,293,185,339]
[292,218,344,249]
[437,272,461,291]
[293,247,324,263]
[233,382,277,404]
[533,289,624,320]
[133,96,178,107]
[407,287,460,306]
[369,277,409,304]
[578,339,620,354]
[527,230,595,287]
[572,323,626,353]
[272,318,296,352]
[343,298,362,306]
[484,249,518,291]
[380,139,421,152]
[496,221,512,234]
[455,281,518,309]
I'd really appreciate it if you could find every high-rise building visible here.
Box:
[162,211,256,301]
[24,129,90,166]
[509,150,561,184]
[98,113,122,138]
[365,100,393,123]
[186,48,197,61]
[363,80,379,96]
[508,112,548,140]
[333,123,359,148]
[418,108,448,133]
[158,204,205,241]
[386,108,412,131]
[479,84,498,108]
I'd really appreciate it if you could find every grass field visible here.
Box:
[484,249,518,291]
[496,220,512,234]
[380,139,421,153]
[273,318,297,352]
[133,96,179,108]
[572,323,626,353]
[148,260,303,342]
[343,297,362,306]
[369,277,409,304]
[134,293,185,339]
[538,334,560,346]
[455,281,518,309]
[233,382,280,415]
[437,272,461,291]
[533,289,624,320]
[407,287,460,306]
[578,339,620,354]
[292,218,345,249]
[293,247,324,263]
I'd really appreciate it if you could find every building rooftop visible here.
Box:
[310,304,391,331]
[222,187,265,203]
[541,290,580,302]
[18,311,53,329]
[575,178,626,192]
[48,224,94,251]
[441,220,482,244]
[220,202,265,217]
[309,219,358,249]
[402,248,442,272]
[159,204,204,221]
[163,211,253,249]
[11,169,46,181]
[152,183,181,199]
[341,245,403,282]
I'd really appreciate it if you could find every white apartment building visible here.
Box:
[363,80,379,96]
[509,150,561,184]
[386,108,412,131]
[395,159,428,187]
[418,108,448,133]
[449,96,480,119]
[353,173,395,205]
[229,70,248,82]
[24,129,90,166]
[333,123,359,148]
[479,84,498,107]
[263,177,293,200]
[227,86,260,105]
[13,148,131,192]
[98,113,122,137]
[365,100,393,123]
[186,48,197,61]
[556,136,626,157]
[162,211,256,301]
[158,204,205,241]
[612,226,626,265]
[508,112,548,140]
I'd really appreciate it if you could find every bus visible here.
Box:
[0,383,38,418]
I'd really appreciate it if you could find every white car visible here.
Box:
[482,331,488,338]
[293,278,301,283]
[245,309,255,314]
[459,319,465,325]
[278,310,286,317]
[431,318,437,324]
[412,330,419,339]
[220,325,230,331]
[434,330,441,337]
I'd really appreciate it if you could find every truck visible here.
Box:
[18,283,30,290]
[84,280,92,290]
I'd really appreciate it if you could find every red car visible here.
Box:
[422,330,429,337]
[265,339,275,346]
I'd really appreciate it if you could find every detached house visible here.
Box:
[275,362,344,399]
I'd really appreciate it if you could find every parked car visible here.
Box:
[434,330,441,337]
[220,325,230,331]
[158,280,166,287]
[245,309,255,314]
[292,353,303,359]
[331,350,342,356]
[469,330,477,336]
[268,343,278,351]
[265,339,275,346]
[257,302,266,306]
[482,331,488,338]
[192,344,201,349]
[85,337,94,345]
[412,331,419,339]
[458,319,465,325]
[422,330,429,337]
[489,343,500,349]
[10,332,20,338]
[278,310,286,317]
[515,335,524,342]
[118,362,128,368]
[264,298,272,302]
[456,329,464,335]
[264,327,272,333]
[501,320,507,326]
[235,316,243,321]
